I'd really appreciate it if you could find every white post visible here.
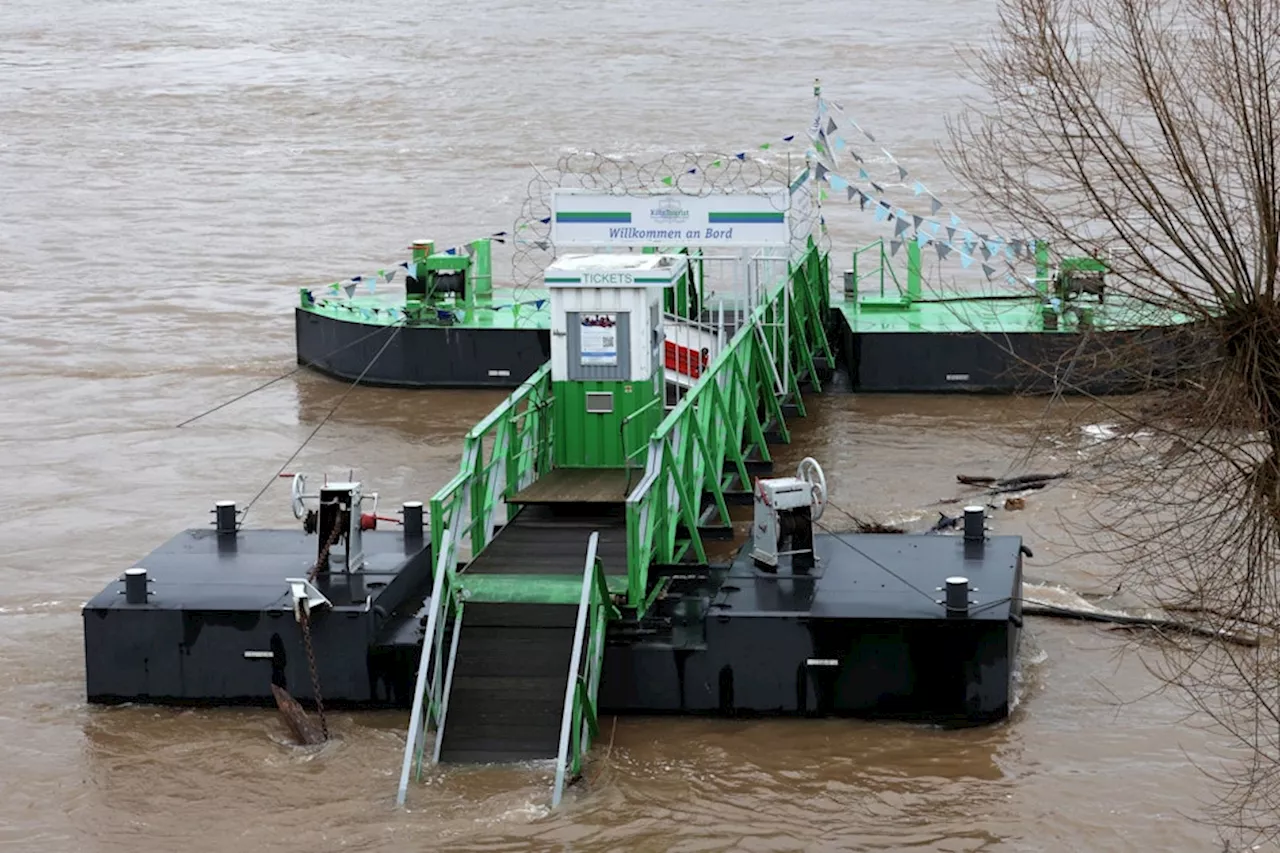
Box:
[552,532,600,807]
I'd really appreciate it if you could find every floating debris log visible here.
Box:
[271,684,328,746]
[1021,583,1262,647]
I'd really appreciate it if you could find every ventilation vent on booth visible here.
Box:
[585,392,614,414]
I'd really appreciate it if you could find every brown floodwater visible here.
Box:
[0,0,1229,850]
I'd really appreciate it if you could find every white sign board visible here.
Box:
[579,314,618,366]
[551,190,790,247]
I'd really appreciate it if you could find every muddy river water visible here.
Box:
[0,0,1229,849]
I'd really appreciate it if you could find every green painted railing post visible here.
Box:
[471,238,492,307]
[1035,240,1050,295]
[906,240,922,303]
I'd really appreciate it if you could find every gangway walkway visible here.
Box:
[396,239,832,807]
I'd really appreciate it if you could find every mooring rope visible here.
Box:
[238,322,405,526]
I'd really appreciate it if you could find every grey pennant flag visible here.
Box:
[981,263,996,279]
[929,195,942,215]
[897,165,908,181]
[894,216,910,237]
[847,185,858,202]
[827,118,837,135]
[935,242,953,261]
[912,214,924,229]
[946,226,956,242]
[870,181,884,194]
[890,239,903,257]
[342,283,357,298]
[815,163,829,182]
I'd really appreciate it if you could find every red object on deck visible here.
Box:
[664,341,710,379]
[360,513,377,531]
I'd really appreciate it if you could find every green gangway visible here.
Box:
[396,242,831,806]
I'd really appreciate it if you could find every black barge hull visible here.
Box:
[295,309,551,389]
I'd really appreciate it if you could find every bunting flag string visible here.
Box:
[807,97,1040,287]
[316,231,510,299]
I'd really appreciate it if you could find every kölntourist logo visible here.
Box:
[650,197,690,224]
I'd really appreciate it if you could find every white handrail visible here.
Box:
[552,531,600,807]
[396,527,452,806]
[431,602,465,763]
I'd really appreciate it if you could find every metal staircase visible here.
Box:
[396,240,832,807]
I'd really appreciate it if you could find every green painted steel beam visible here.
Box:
[459,573,628,604]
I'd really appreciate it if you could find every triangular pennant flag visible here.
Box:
[916,231,930,248]
[928,221,940,236]
[815,163,829,182]
[865,129,876,142]
[930,196,942,215]
[686,168,698,174]
[534,240,549,250]
[759,142,771,150]
[960,251,974,269]
[950,213,962,228]
[858,168,869,180]
[834,136,846,151]
[870,181,884,194]
[853,151,864,163]
[783,134,795,142]
[945,227,956,242]
[895,216,910,237]
[661,176,674,186]
[982,263,996,279]
[980,245,992,260]
[847,185,858,202]
[539,216,551,224]
[351,275,363,282]
[890,239,903,256]
[913,181,925,196]
[829,174,848,191]
[874,204,889,223]
[897,166,908,181]
[329,282,341,292]
[1010,240,1024,257]
[912,214,924,229]
[735,152,746,159]
[827,118,837,134]
[936,242,953,261]
[819,189,829,201]
[445,248,456,255]
[343,283,357,298]
[367,279,377,293]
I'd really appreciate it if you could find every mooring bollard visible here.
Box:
[963,505,985,542]
[124,567,149,604]
[215,500,237,535]
[402,501,424,540]
[945,576,970,617]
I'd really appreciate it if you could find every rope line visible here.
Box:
[238,323,406,526]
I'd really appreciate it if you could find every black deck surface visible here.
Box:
[721,532,1020,620]
[466,505,629,576]
[84,529,430,612]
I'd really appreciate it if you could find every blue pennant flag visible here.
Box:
[951,213,962,228]
[913,181,925,196]
[960,251,974,269]
[834,136,847,151]
[829,174,848,191]
[858,168,869,180]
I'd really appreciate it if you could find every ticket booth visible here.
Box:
[545,254,687,467]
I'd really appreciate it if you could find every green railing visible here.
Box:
[852,238,916,302]
[623,243,832,612]
[429,362,554,564]
[552,532,619,807]
[396,364,554,805]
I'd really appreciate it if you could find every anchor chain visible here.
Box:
[299,608,329,741]
[298,511,344,741]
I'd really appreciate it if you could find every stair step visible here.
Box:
[461,602,578,629]
[436,749,559,765]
